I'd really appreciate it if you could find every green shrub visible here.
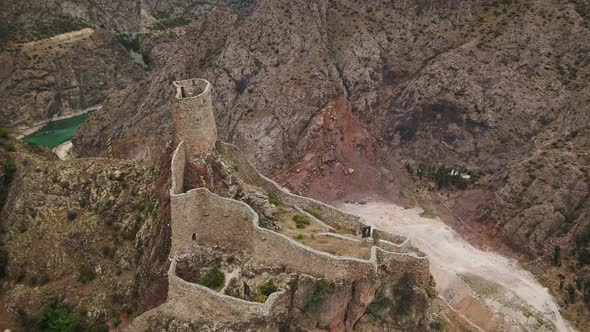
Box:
[367,296,391,318]
[3,158,16,180]
[304,279,330,311]
[77,264,96,283]
[268,192,281,206]
[19,298,81,332]
[259,281,278,296]
[0,129,15,152]
[198,267,225,289]
[430,317,448,331]
[0,249,8,278]
[112,318,122,328]
[37,274,49,286]
[224,278,241,298]
[115,34,141,53]
[100,246,115,259]
[27,275,39,286]
[394,273,416,315]
[67,211,77,221]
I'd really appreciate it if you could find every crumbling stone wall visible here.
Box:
[170,188,257,257]
[170,141,186,195]
[128,260,289,331]
[172,79,217,156]
[171,187,376,281]
[166,259,289,319]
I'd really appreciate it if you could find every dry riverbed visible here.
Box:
[339,201,575,332]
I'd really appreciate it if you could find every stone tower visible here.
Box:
[172,78,218,156]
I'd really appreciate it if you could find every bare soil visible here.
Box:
[340,201,575,332]
[276,206,370,260]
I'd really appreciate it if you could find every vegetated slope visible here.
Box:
[0,133,173,329]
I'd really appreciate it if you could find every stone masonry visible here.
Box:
[171,78,217,156]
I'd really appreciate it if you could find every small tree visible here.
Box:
[553,245,561,266]
[0,249,8,278]
[567,284,576,304]
[77,264,96,283]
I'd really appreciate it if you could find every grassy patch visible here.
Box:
[0,128,15,152]
[303,208,321,219]
[252,294,267,303]
[293,214,310,228]
[115,34,142,53]
[268,192,281,206]
[394,273,416,315]
[419,209,436,219]
[153,17,192,30]
[1,15,90,47]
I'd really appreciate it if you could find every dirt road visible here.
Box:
[339,201,574,332]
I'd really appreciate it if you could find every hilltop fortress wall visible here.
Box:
[171,143,405,282]
[128,78,431,330]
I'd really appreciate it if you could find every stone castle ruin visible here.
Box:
[171,79,217,156]
[129,79,433,331]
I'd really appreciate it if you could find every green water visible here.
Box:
[22,112,92,149]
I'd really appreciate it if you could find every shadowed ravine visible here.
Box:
[339,201,575,332]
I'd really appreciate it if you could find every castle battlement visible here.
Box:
[171,78,217,156]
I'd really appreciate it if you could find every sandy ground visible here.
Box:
[339,201,575,332]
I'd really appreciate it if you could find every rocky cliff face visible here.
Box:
[0,30,145,128]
